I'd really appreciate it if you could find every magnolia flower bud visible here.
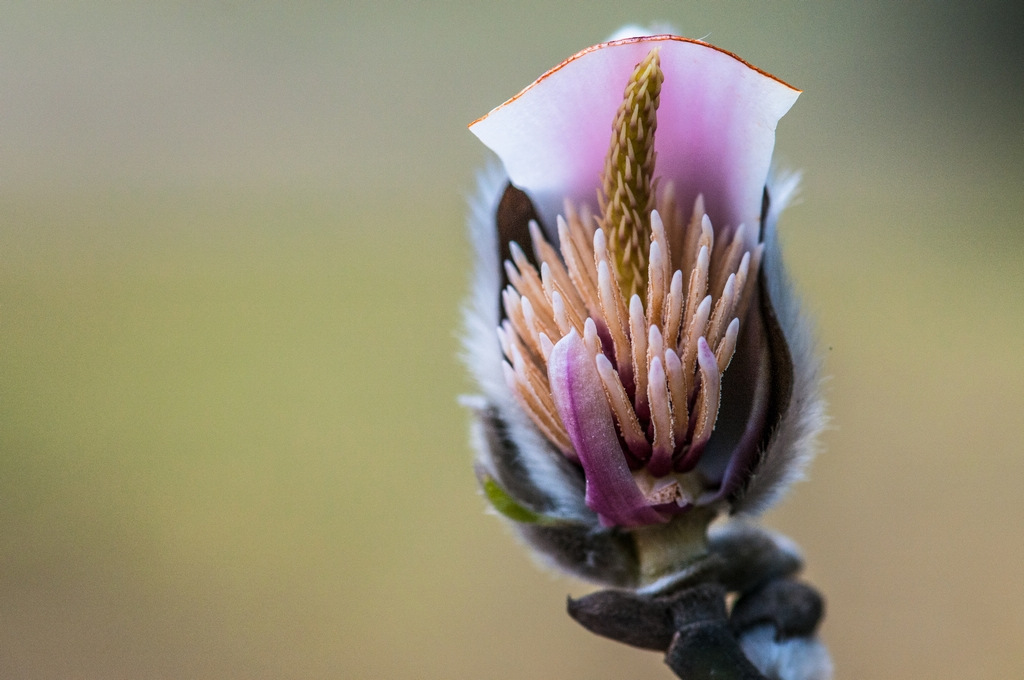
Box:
[463,32,825,589]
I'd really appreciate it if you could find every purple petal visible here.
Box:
[469,35,800,241]
[548,330,668,528]
[703,338,773,506]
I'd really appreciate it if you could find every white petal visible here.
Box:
[469,36,800,236]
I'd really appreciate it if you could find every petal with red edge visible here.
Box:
[469,35,800,242]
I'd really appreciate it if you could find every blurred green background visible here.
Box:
[1,2,1022,679]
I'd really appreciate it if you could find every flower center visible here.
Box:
[498,49,764,507]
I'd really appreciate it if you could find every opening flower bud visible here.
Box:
[464,32,825,587]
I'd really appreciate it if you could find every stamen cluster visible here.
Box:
[500,194,761,506]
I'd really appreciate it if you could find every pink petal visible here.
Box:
[470,35,800,242]
[547,330,668,528]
